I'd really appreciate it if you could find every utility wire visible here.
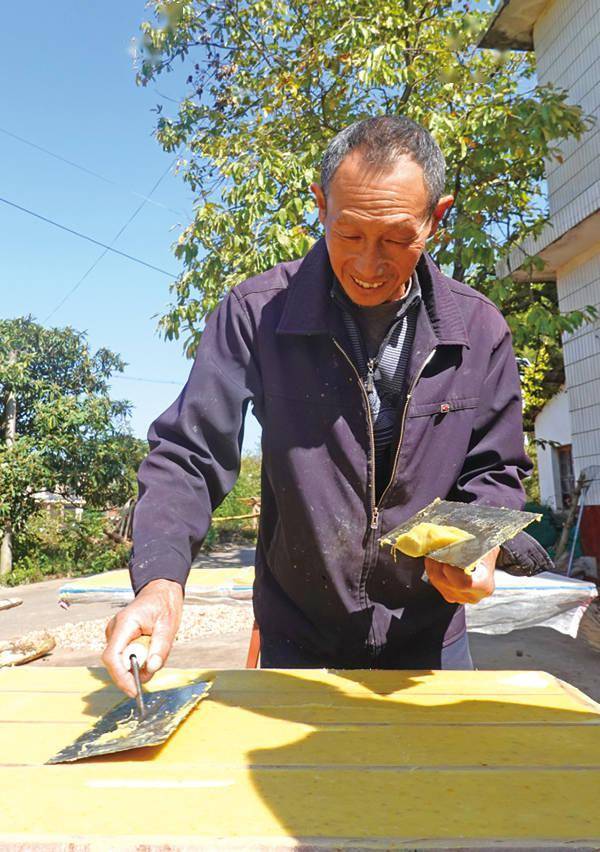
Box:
[0,126,186,218]
[111,375,182,385]
[43,160,176,322]
[0,196,178,279]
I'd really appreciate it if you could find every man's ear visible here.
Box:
[310,182,327,226]
[427,194,454,237]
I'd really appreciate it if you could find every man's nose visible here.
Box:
[354,245,385,280]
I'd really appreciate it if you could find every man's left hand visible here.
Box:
[424,546,500,604]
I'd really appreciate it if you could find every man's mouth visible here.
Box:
[351,275,386,290]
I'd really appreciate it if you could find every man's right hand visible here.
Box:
[102,578,183,697]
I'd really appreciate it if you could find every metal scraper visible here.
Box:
[47,637,211,764]
[380,498,542,571]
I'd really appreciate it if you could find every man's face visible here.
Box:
[311,151,453,306]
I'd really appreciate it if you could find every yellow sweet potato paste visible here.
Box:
[391,522,474,558]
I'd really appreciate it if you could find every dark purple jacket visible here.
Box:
[130,238,532,666]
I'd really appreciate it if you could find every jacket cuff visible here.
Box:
[497,531,554,577]
[128,540,190,595]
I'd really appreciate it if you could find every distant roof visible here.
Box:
[478,0,551,50]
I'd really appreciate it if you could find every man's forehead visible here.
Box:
[334,210,422,229]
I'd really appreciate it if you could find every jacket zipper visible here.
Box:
[333,339,379,528]
[334,339,437,531]
[366,358,376,394]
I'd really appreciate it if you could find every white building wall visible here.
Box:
[532,0,600,233]
[528,0,600,506]
[535,389,572,508]
[558,249,600,504]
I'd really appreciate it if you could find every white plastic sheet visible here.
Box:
[58,567,254,607]
[466,570,598,637]
[60,566,597,639]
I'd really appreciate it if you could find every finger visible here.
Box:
[461,561,495,597]
[441,581,491,604]
[441,564,472,589]
[426,560,469,592]
[423,559,444,583]
[466,562,487,586]
[104,616,117,642]
[145,615,179,675]
[102,616,144,698]
[472,564,495,597]
[101,648,137,698]
[424,561,460,603]
[437,585,477,604]
[425,560,485,603]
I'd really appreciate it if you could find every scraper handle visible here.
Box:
[125,634,152,670]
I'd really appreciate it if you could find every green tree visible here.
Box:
[207,452,262,547]
[0,318,144,575]
[135,0,596,423]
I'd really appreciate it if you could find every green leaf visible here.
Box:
[135,0,592,431]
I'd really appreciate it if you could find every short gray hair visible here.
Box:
[320,115,446,216]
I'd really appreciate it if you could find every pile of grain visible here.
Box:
[21,603,254,653]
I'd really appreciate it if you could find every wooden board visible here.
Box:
[1,667,599,850]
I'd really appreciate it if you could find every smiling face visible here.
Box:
[311,150,453,306]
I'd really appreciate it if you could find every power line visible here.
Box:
[111,375,182,385]
[43,160,176,322]
[0,196,178,278]
[0,125,186,219]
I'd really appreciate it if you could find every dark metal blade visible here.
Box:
[380,499,541,569]
[46,680,210,764]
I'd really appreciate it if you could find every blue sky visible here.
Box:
[0,2,263,453]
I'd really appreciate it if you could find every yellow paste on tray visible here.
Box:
[76,713,140,755]
[389,522,474,558]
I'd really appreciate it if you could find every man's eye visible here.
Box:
[337,233,360,240]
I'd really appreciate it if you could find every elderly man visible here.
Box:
[104,115,541,695]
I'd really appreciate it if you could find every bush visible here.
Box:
[204,453,261,549]
[523,501,561,552]
[5,454,264,582]
[524,438,541,503]
[6,509,129,586]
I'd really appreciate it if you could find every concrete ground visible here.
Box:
[470,628,600,701]
[1,545,599,701]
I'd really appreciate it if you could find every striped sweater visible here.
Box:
[332,271,422,500]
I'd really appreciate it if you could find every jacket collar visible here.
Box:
[277,237,470,348]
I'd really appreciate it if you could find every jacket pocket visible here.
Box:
[408,396,480,418]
